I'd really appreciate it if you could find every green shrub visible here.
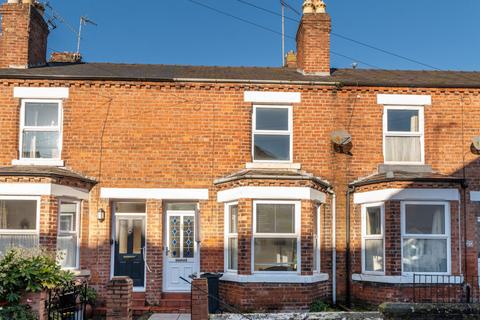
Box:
[81,286,98,305]
[309,299,333,312]
[0,304,37,320]
[0,248,74,304]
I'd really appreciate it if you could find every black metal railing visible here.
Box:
[46,279,88,320]
[412,274,480,303]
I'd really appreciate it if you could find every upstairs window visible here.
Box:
[20,100,62,160]
[253,106,292,162]
[383,106,424,164]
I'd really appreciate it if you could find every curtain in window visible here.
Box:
[385,136,421,162]
[0,202,6,229]
[403,239,447,273]
[0,234,39,256]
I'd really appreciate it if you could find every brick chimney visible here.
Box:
[296,0,331,76]
[0,0,49,69]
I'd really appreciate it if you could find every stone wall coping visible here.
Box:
[211,312,382,320]
[221,272,329,283]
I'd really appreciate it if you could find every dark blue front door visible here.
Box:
[114,217,145,287]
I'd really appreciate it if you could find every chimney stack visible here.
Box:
[296,0,331,75]
[0,0,49,69]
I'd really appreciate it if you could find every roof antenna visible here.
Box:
[76,16,98,54]
[280,0,300,66]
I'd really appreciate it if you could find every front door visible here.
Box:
[164,211,198,292]
[113,216,145,288]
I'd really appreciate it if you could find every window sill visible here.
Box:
[352,273,463,284]
[69,269,91,277]
[221,272,328,283]
[246,162,301,170]
[12,159,65,167]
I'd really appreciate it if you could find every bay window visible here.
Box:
[383,106,424,164]
[225,202,238,272]
[252,105,292,162]
[57,201,80,269]
[253,201,300,272]
[20,100,62,160]
[313,205,320,272]
[401,202,450,274]
[0,197,39,256]
[362,203,385,274]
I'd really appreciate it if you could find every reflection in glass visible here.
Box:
[254,135,290,161]
[254,238,297,271]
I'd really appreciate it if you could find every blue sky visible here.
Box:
[45,0,479,70]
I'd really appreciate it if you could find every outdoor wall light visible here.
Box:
[97,208,106,223]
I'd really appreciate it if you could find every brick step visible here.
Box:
[161,292,190,300]
[158,299,191,308]
[132,292,146,300]
[149,306,191,313]
[132,299,146,307]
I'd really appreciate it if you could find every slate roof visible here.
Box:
[0,166,97,184]
[214,168,330,188]
[1,63,480,88]
[350,171,464,187]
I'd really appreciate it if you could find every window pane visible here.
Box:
[385,136,421,162]
[0,234,39,256]
[60,202,77,232]
[387,110,419,132]
[256,204,295,234]
[24,102,58,126]
[403,238,447,273]
[132,219,143,254]
[118,220,128,254]
[366,206,382,235]
[183,216,195,258]
[229,205,238,234]
[0,200,37,230]
[405,204,445,234]
[169,216,180,258]
[165,203,196,211]
[57,235,77,268]
[254,134,290,161]
[22,131,59,159]
[115,202,146,213]
[254,238,297,271]
[365,239,384,272]
[256,108,289,131]
[228,237,238,270]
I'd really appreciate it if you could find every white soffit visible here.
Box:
[353,188,460,204]
[470,191,480,202]
[244,91,301,104]
[377,94,431,106]
[100,188,209,200]
[217,186,326,203]
[14,87,69,99]
[0,183,88,200]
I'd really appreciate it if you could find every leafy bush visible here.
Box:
[0,248,74,304]
[81,286,98,305]
[0,304,37,320]
[309,299,334,312]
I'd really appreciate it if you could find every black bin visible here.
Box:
[200,272,223,313]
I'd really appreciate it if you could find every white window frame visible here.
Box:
[224,202,238,273]
[0,196,41,235]
[252,200,301,274]
[382,105,424,165]
[401,201,451,275]
[361,202,385,275]
[252,105,293,163]
[19,99,63,162]
[57,199,81,270]
[314,205,321,273]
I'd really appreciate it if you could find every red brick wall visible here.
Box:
[0,2,48,68]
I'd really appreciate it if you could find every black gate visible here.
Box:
[46,280,88,320]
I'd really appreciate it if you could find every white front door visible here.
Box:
[164,210,198,292]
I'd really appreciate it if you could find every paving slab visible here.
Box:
[149,314,191,320]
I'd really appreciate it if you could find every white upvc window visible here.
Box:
[224,202,238,272]
[252,200,300,273]
[383,106,424,164]
[0,196,40,256]
[313,205,321,273]
[401,201,451,275]
[57,200,80,269]
[362,203,385,274]
[252,105,293,162]
[19,99,63,162]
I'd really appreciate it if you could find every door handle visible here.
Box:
[165,246,170,256]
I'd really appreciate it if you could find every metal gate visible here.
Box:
[46,280,87,320]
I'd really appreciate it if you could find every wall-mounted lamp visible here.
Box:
[97,208,106,223]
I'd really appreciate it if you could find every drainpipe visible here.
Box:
[327,188,337,305]
[346,185,355,307]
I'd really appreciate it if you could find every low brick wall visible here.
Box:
[106,276,133,320]
[192,278,209,320]
[379,303,480,320]
[21,291,47,320]
[219,280,331,312]
[210,312,382,320]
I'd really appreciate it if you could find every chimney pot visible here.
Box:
[49,52,83,64]
[302,0,315,14]
[285,51,297,69]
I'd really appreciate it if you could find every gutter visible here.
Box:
[326,187,337,305]
[0,171,98,185]
[213,173,331,189]
[349,176,465,188]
